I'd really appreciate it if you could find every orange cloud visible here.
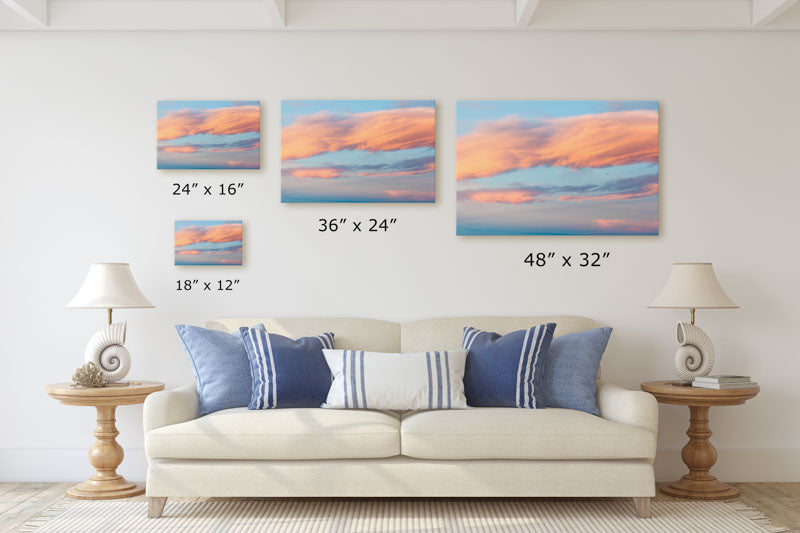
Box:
[593,218,658,233]
[558,182,658,202]
[174,223,242,248]
[385,190,435,201]
[286,167,343,179]
[158,105,260,142]
[457,110,658,180]
[467,190,541,204]
[282,107,435,161]
[160,145,197,154]
[358,162,435,178]
[176,248,242,256]
[224,160,258,168]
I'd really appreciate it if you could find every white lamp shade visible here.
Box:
[648,262,738,309]
[66,263,154,309]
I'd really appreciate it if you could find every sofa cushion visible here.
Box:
[400,408,655,460]
[146,408,400,460]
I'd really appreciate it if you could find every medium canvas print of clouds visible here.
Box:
[157,101,260,169]
[457,101,659,235]
[175,220,243,266]
[281,100,435,203]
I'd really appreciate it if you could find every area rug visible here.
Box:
[15,499,788,533]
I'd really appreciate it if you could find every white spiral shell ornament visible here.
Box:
[84,322,130,382]
[674,322,715,381]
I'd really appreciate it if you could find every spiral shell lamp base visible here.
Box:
[84,321,131,383]
[673,321,715,381]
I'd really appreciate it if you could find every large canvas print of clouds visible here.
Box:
[457,101,659,235]
[281,100,435,203]
[157,101,260,169]
[175,221,243,266]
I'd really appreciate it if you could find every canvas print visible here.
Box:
[281,100,435,203]
[456,101,659,235]
[174,220,243,266]
[157,101,260,169]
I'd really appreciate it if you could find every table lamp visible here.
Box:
[66,263,154,383]
[648,262,738,382]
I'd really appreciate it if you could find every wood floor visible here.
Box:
[0,482,798,532]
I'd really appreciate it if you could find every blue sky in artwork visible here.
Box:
[157,100,260,170]
[174,220,243,266]
[281,100,436,203]
[456,100,659,235]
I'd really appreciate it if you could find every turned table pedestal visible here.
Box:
[640,380,759,500]
[45,381,164,500]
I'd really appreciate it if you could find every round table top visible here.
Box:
[641,380,759,407]
[45,381,165,407]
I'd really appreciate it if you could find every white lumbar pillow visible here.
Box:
[322,349,468,410]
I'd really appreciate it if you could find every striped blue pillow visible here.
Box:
[321,349,469,410]
[462,323,556,408]
[240,327,334,409]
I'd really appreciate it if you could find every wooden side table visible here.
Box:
[45,381,164,500]
[641,380,759,500]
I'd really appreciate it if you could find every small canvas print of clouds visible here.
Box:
[457,101,659,235]
[174,220,243,266]
[157,101,260,169]
[281,100,435,203]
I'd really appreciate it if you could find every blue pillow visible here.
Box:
[462,323,556,408]
[175,324,265,416]
[240,327,334,409]
[542,327,612,415]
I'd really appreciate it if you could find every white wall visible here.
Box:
[1,30,798,483]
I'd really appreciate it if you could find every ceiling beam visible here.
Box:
[752,0,799,26]
[264,0,286,26]
[1,0,47,26]
[1,0,797,31]
[516,0,540,27]
[285,0,511,29]
[530,0,752,30]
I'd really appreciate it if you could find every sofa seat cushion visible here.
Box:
[146,407,400,460]
[400,408,655,460]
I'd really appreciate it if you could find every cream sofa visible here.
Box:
[144,316,658,518]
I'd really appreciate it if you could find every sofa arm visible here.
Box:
[596,380,658,435]
[143,383,199,433]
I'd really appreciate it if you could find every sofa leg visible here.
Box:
[148,497,167,518]
[632,497,651,518]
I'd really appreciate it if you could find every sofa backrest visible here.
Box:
[400,316,595,352]
[207,317,401,352]
[207,316,595,353]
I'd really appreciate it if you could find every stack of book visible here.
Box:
[692,375,758,389]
